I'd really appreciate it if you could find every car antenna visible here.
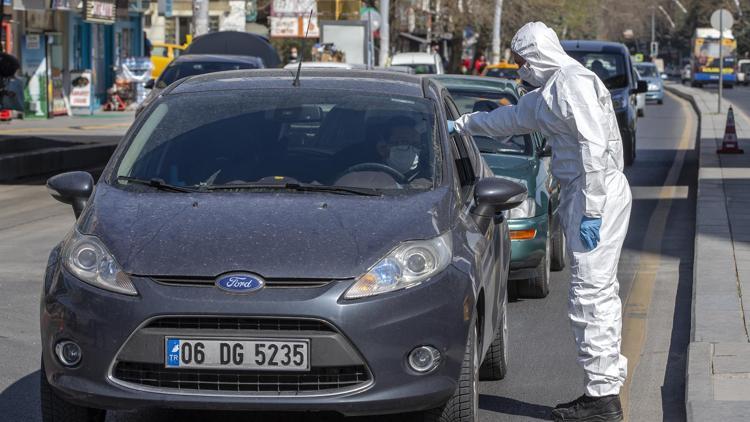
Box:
[293,10,314,87]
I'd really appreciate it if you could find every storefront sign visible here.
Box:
[83,0,116,24]
[50,0,73,10]
[272,0,316,16]
[270,16,319,38]
[25,34,40,49]
[70,71,92,108]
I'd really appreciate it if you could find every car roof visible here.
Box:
[484,62,519,70]
[172,54,265,65]
[168,69,428,98]
[561,40,629,55]
[391,52,438,64]
[431,75,519,94]
[282,62,368,70]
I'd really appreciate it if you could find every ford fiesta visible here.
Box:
[40,70,526,422]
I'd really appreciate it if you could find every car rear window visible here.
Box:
[158,60,261,87]
[566,51,629,89]
[116,89,439,193]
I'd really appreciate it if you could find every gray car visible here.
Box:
[40,70,526,421]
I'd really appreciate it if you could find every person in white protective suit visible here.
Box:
[451,22,631,422]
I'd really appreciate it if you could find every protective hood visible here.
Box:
[511,22,578,86]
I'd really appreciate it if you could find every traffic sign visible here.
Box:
[711,9,734,32]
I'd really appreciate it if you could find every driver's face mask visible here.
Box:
[518,61,543,88]
[387,145,420,174]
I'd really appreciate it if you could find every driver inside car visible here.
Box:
[376,117,423,179]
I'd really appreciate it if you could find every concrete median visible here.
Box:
[665,82,750,422]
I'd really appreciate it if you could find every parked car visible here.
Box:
[737,59,750,86]
[389,52,445,74]
[433,75,565,299]
[138,54,264,115]
[562,40,647,166]
[149,42,186,79]
[41,69,526,422]
[634,61,665,105]
[681,64,692,84]
[282,62,367,70]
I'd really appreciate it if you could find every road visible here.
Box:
[0,93,697,421]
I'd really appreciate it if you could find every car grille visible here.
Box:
[113,361,370,394]
[149,276,335,289]
[145,316,336,332]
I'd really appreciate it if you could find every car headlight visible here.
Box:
[648,83,660,91]
[63,231,137,295]
[344,232,452,299]
[508,198,536,219]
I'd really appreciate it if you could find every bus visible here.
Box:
[690,28,737,88]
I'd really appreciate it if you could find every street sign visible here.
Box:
[711,9,734,32]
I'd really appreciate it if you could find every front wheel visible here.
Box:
[550,217,566,271]
[479,292,508,381]
[40,366,106,422]
[422,324,479,422]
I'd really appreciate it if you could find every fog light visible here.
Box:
[55,341,82,367]
[408,346,441,373]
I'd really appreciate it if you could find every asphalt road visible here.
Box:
[0,93,697,422]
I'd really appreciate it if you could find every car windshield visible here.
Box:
[566,51,629,89]
[635,64,658,78]
[115,90,438,193]
[403,64,436,74]
[741,63,750,73]
[158,60,260,87]
[486,68,518,79]
[447,88,532,156]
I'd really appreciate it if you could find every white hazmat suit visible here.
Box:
[455,22,632,397]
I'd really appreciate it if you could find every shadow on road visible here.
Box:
[479,394,552,420]
[0,370,41,422]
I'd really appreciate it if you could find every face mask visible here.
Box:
[518,62,542,87]
[387,145,420,174]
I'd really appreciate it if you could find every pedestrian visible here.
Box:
[473,54,487,75]
[450,21,631,422]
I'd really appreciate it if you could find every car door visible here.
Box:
[443,93,505,351]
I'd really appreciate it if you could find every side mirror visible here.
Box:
[538,142,552,158]
[47,171,94,218]
[472,177,527,227]
[634,80,648,94]
[144,79,155,89]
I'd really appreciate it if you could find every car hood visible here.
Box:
[78,184,454,280]
[481,153,537,194]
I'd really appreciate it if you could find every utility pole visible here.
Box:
[492,0,503,64]
[193,0,209,36]
[380,0,390,67]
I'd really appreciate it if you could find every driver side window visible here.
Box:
[444,98,476,204]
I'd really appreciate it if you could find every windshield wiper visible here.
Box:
[203,182,382,197]
[117,176,198,193]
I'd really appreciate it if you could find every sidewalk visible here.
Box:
[666,83,750,421]
[0,112,133,181]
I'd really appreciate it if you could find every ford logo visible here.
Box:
[215,273,265,294]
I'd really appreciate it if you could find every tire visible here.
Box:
[479,292,508,381]
[40,367,106,422]
[550,216,566,271]
[422,324,479,422]
[623,132,635,166]
[518,234,550,298]
[657,99,664,105]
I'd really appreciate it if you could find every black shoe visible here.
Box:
[550,394,623,421]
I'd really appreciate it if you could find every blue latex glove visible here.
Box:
[447,120,456,134]
[580,216,602,251]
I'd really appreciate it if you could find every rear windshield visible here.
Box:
[486,68,519,79]
[404,64,436,74]
[116,90,438,193]
[158,60,260,87]
[566,51,629,89]
[447,88,532,156]
[635,64,658,78]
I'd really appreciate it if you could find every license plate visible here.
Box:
[165,338,310,371]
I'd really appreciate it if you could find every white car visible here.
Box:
[737,59,750,86]
[282,62,367,70]
[389,52,445,75]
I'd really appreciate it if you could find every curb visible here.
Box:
[0,141,117,182]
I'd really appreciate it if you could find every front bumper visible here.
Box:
[40,265,474,416]
[508,214,548,280]
[646,89,664,101]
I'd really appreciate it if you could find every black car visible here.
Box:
[138,54,265,115]
[41,70,526,421]
[561,40,647,166]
